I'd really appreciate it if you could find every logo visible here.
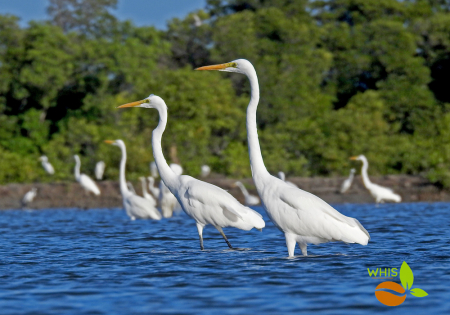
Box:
[368,261,428,306]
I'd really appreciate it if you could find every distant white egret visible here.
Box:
[193,13,202,27]
[147,176,160,199]
[234,181,260,206]
[39,156,55,175]
[21,187,37,208]
[340,168,356,194]
[150,161,159,178]
[95,161,106,180]
[127,181,136,194]
[197,59,369,257]
[158,163,183,218]
[118,95,265,249]
[201,165,211,177]
[105,140,161,220]
[277,171,298,188]
[350,155,401,203]
[139,177,157,205]
[73,155,101,196]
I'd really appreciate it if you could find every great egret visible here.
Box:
[197,59,369,257]
[278,171,298,188]
[340,168,356,194]
[95,161,106,180]
[150,161,159,178]
[147,176,160,199]
[159,163,183,218]
[39,156,55,175]
[350,155,401,203]
[21,187,37,208]
[234,181,260,206]
[105,140,161,220]
[201,165,211,177]
[73,155,101,196]
[139,176,157,205]
[118,95,265,250]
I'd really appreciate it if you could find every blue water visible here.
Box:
[0,202,449,314]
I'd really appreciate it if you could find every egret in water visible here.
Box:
[139,177,156,205]
[21,187,37,208]
[118,94,265,249]
[73,155,101,196]
[197,59,369,257]
[147,176,160,199]
[201,165,211,177]
[350,155,401,203]
[150,161,159,178]
[105,140,161,220]
[278,171,298,188]
[234,181,260,206]
[95,161,106,180]
[340,168,356,194]
[39,156,55,175]
[158,163,183,218]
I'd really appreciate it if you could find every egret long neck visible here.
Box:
[140,178,148,197]
[152,106,178,189]
[361,159,372,188]
[74,158,80,180]
[119,144,128,194]
[238,184,249,197]
[246,68,270,181]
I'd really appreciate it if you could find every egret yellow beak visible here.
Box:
[195,62,236,71]
[349,156,358,160]
[117,99,146,108]
[104,140,115,144]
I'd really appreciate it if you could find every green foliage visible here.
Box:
[1,0,450,186]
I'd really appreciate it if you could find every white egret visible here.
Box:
[127,181,136,194]
[139,176,157,205]
[340,168,356,194]
[158,163,183,218]
[201,165,211,177]
[118,95,265,250]
[278,171,298,188]
[147,176,160,199]
[350,155,401,203]
[197,60,369,257]
[39,156,55,175]
[105,140,161,220]
[21,187,37,208]
[73,155,101,196]
[95,161,106,180]
[150,161,159,178]
[234,181,260,206]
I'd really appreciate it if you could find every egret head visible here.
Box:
[232,181,242,188]
[39,155,48,162]
[350,155,367,162]
[117,94,166,110]
[195,59,253,75]
[104,139,124,147]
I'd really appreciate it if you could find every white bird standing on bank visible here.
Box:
[95,161,106,180]
[39,156,55,175]
[201,165,211,177]
[278,171,298,188]
[350,155,401,203]
[73,155,101,196]
[150,161,159,178]
[158,163,183,218]
[197,59,369,257]
[234,181,260,206]
[21,187,37,208]
[139,177,157,205]
[340,168,356,194]
[147,176,160,199]
[105,140,161,220]
[118,94,265,249]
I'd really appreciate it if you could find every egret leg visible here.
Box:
[285,233,296,257]
[215,226,233,249]
[298,242,308,256]
[196,222,205,250]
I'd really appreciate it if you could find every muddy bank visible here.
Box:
[0,175,448,210]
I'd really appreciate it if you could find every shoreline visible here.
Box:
[1,175,448,210]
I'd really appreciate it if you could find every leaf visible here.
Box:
[400,261,414,290]
[410,288,428,297]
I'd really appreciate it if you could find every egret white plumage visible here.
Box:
[350,155,401,203]
[95,161,106,180]
[21,187,37,208]
[118,94,265,249]
[39,156,55,175]
[73,155,101,196]
[201,165,211,177]
[105,140,161,220]
[139,176,157,206]
[234,181,260,206]
[147,176,160,199]
[197,59,369,257]
[278,171,298,188]
[158,163,183,218]
[150,161,159,178]
[340,168,356,194]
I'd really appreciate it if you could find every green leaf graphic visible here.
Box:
[410,288,428,297]
[400,261,414,290]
